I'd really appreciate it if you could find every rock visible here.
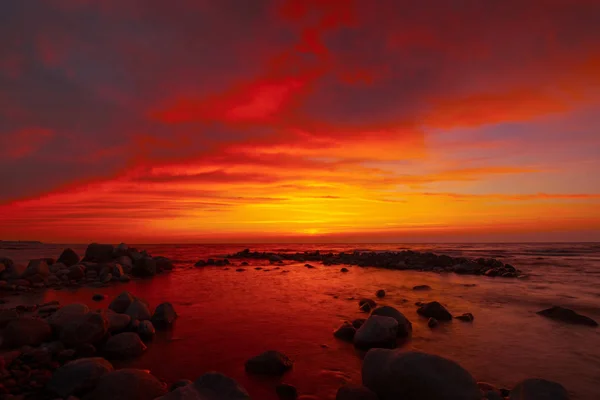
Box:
[536,306,598,327]
[106,309,131,333]
[132,257,157,277]
[509,378,569,400]
[359,299,377,313]
[48,303,90,331]
[277,383,298,400]
[352,319,366,329]
[371,306,412,337]
[456,313,474,322]
[77,343,97,357]
[92,293,106,301]
[111,264,124,278]
[154,256,174,271]
[340,267,349,272]
[157,372,250,400]
[0,256,14,270]
[60,312,109,348]
[170,379,192,391]
[194,260,207,267]
[376,289,385,298]
[138,320,156,339]
[82,369,167,400]
[68,265,86,280]
[428,318,438,328]
[236,268,246,272]
[486,391,504,400]
[333,321,356,341]
[413,285,431,291]
[305,264,315,268]
[245,350,293,375]
[362,349,481,400]
[84,243,115,263]
[125,298,152,320]
[354,315,398,349]
[152,302,178,327]
[116,256,133,272]
[417,301,452,321]
[47,357,114,397]
[58,248,80,267]
[3,317,52,348]
[109,291,135,313]
[0,309,19,327]
[4,263,26,279]
[114,243,129,256]
[103,332,147,359]
[336,384,378,400]
[24,259,50,277]
[270,255,283,262]
[120,274,131,282]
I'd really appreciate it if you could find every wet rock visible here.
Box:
[103,332,147,359]
[375,289,385,298]
[3,317,52,348]
[194,260,207,267]
[92,294,106,301]
[371,306,412,337]
[154,256,174,271]
[333,321,356,341]
[120,274,131,282]
[0,256,14,270]
[509,378,569,400]
[108,291,135,313]
[24,259,50,277]
[170,379,192,391]
[428,318,438,328]
[132,257,157,277]
[137,320,156,340]
[236,268,246,272]
[125,298,152,320]
[48,303,90,331]
[157,372,250,400]
[277,383,298,400]
[47,357,114,397]
[412,285,431,291]
[106,309,131,333]
[417,301,452,321]
[68,264,86,280]
[359,299,377,313]
[76,343,97,358]
[60,312,109,348]
[0,309,19,328]
[3,262,26,279]
[58,248,80,267]
[340,267,349,273]
[354,315,398,349]
[336,384,378,400]
[352,319,366,329]
[152,302,178,327]
[82,368,167,400]
[362,349,481,400]
[456,313,474,322]
[116,256,133,272]
[536,306,598,327]
[245,350,293,375]
[84,243,115,263]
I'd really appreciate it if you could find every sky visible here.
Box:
[1,0,600,244]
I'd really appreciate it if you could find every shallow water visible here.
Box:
[2,243,600,399]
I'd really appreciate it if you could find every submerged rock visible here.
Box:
[245,350,293,375]
[376,289,385,298]
[132,257,157,277]
[276,383,298,400]
[428,318,439,328]
[109,291,135,313]
[370,306,412,337]
[152,302,178,327]
[536,306,598,327]
[333,321,357,341]
[125,298,152,320]
[509,378,569,400]
[82,369,167,400]
[103,332,147,359]
[362,349,481,400]
[354,315,398,349]
[417,301,453,321]
[106,309,131,333]
[456,313,474,322]
[412,285,431,291]
[46,357,114,397]
[359,298,377,313]
[158,372,250,400]
[336,384,378,400]
[138,320,156,339]
[340,267,349,273]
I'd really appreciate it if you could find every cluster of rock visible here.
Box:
[0,291,177,397]
[0,243,174,293]
[229,249,522,278]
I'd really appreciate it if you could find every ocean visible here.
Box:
[2,242,600,399]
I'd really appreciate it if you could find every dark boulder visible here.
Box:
[352,318,366,329]
[132,257,157,277]
[24,259,50,277]
[169,379,192,391]
[340,267,349,273]
[48,303,90,332]
[359,299,377,313]
[68,264,86,280]
[154,256,174,271]
[106,309,132,333]
[536,306,598,327]
[371,306,412,337]
[109,291,135,313]
[336,384,378,400]
[157,372,250,400]
[3,317,52,348]
[82,369,167,400]
[58,248,80,267]
[333,321,357,341]
[46,357,114,397]
[509,378,569,400]
[138,320,156,340]
[85,243,115,263]
[152,302,178,327]
[276,383,298,400]
[376,289,385,298]
[125,298,152,320]
[103,332,147,359]
[417,301,452,321]
[456,313,474,322]
[412,285,431,291]
[245,350,293,375]
[354,315,398,349]
[60,312,109,348]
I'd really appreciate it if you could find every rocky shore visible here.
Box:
[226,249,523,278]
[0,243,174,295]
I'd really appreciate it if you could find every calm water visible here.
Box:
[2,243,600,399]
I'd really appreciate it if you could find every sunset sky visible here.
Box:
[1,0,600,243]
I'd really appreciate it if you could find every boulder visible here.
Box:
[0,256,14,270]
[60,312,109,348]
[352,318,366,329]
[0,309,19,327]
[376,289,385,298]
[85,243,115,263]
[154,256,174,271]
[109,291,135,313]
[112,263,124,277]
[106,309,132,333]
[93,293,106,301]
[68,264,86,280]
[359,298,376,312]
[82,369,167,400]
[245,350,293,375]
[336,384,378,400]
[116,256,133,272]
[417,301,453,321]
[276,383,298,400]
[152,302,178,327]
[48,303,90,332]
[510,378,569,400]
[58,248,80,267]
[428,318,439,328]
[157,372,250,400]
[362,349,481,400]
[103,332,147,359]
[3,317,52,348]
[138,320,156,339]
[132,257,157,277]
[5,263,26,279]
[125,298,152,320]
[170,379,193,391]
[333,321,356,341]
[340,267,349,272]
[371,306,412,337]
[354,315,398,349]
[24,259,50,277]
[412,285,431,291]
[456,313,474,322]
[536,306,598,327]
[46,357,114,397]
